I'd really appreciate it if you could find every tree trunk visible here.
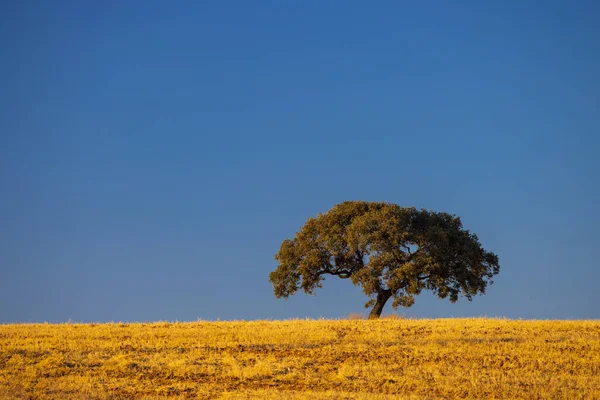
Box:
[368,289,392,319]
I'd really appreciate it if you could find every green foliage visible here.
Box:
[269,201,500,316]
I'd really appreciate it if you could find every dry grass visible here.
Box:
[1,318,599,399]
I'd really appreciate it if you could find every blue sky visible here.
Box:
[1,1,598,322]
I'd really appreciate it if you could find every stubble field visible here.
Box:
[1,318,599,399]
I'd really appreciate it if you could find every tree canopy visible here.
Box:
[269,201,500,319]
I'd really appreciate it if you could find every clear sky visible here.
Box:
[1,1,598,322]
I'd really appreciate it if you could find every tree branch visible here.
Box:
[330,269,352,279]
[320,268,353,279]
[408,248,420,261]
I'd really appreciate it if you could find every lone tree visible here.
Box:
[269,201,500,319]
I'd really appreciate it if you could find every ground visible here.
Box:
[1,318,599,399]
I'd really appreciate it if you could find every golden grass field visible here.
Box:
[1,318,599,399]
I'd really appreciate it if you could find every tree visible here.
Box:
[269,201,500,319]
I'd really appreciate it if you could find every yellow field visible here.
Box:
[1,318,599,399]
